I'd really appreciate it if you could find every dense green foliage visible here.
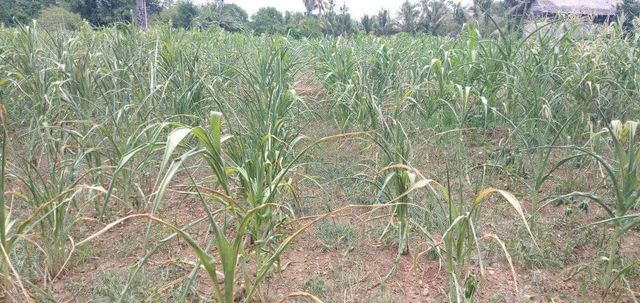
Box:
[2,0,640,38]
[251,7,285,34]
[0,0,162,27]
[64,0,139,26]
[619,0,640,33]
[208,3,249,32]
[168,1,199,29]
[0,0,53,26]
[36,7,85,31]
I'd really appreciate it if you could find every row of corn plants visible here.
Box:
[0,18,638,301]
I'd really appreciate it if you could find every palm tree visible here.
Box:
[398,0,420,34]
[452,2,467,27]
[473,0,494,27]
[326,0,336,12]
[619,0,640,33]
[303,0,326,16]
[374,9,391,35]
[361,15,374,34]
[419,0,449,35]
[303,0,315,15]
[336,3,353,35]
[136,0,147,30]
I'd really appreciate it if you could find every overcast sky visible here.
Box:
[192,0,472,19]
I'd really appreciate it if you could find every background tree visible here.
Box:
[419,0,451,35]
[303,0,325,16]
[325,0,336,13]
[63,0,162,27]
[502,0,530,32]
[170,1,198,29]
[398,0,420,34]
[195,3,248,31]
[374,9,395,35]
[618,0,640,33]
[218,3,249,31]
[0,0,55,26]
[452,2,467,29]
[37,6,84,31]
[303,0,314,15]
[136,0,147,30]
[336,3,354,35]
[63,0,129,26]
[472,0,495,30]
[504,0,530,15]
[360,15,374,34]
[321,3,354,36]
[321,11,338,35]
[285,12,323,38]
[251,7,284,35]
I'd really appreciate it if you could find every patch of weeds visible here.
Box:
[368,225,396,248]
[488,293,507,302]
[424,247,440,261]
[489,146,527,180]
[12,241,45,282]
[315,221,356,251]
[88,266,184,302]
[303,276,328,299]
[510,227,563,269]
[560,226,604,264]
[91,270,157,302]
[553,173,589,196]
[113,236,142,259]
[70,245,92,267]
[369,283,395,303]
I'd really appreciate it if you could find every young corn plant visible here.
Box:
[317,42,359,128]
[371,117,413,256]
[150,111,351,302]
[412,163,537,302]
[157,31,209,118]
[334,59,416,257]
[84,207,327,303]
[152,111,266,302]
[329,43,417,257]
[0,105,33,302]
[3,23,56,120]
[542,120,640,297]
[223,37,303,244]
[96,119,172,219]
[13,120,102,280]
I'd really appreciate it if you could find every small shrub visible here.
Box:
[37,7,85,31]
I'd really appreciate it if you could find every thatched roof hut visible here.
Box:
[529,0,622,17]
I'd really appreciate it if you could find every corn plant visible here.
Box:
[223,38,303,244]
[3,23,59,120]
[410,162,537,302]
[313,38,357,127]
[12,119,102,280]
[96,119,172,219]
[80,208,328,303]
[149,111,353,302]
[157,30,209,118]
[0,105,32,301]
[370,118,413,256]
[318,38,418,257]
[542,120,640,297]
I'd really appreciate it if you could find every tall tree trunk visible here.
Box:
[136,0,147,30]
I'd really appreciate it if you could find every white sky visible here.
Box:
[192,0,472,19]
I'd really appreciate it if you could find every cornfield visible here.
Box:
[0,20,638,302]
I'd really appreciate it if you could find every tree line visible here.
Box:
[1,0,639,36]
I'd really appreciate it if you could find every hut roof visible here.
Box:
[529,0,622,16]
